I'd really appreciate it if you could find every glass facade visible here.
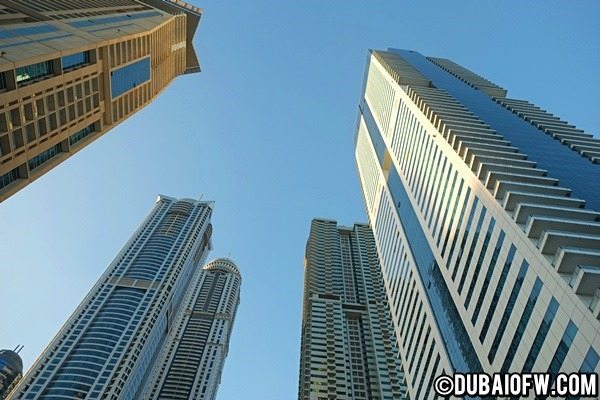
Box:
[500,278,543,372]
[355,49,600,397]
[110,58,151,98]
[68,124,96,146]
[16,61,54,84]
[0,24,58,39]
[548,321,578,376]
[27,144,62,171]
[62,51,90,71]
[0,167,19,190]
[522,298,559,372]
[488,260,529,363]
[391,48,600,211]
[68,11,163,28]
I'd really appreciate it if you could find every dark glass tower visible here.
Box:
[0,348,23,399]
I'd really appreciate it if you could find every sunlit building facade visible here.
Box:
[10,195,215,399]
[355,49,600,398]
[0,0,202,201]
[298,219,407,400]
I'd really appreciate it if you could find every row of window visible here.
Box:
[376,81,600,380]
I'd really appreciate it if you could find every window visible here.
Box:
[548,321,578,376]
[62,51,90,71]
[501,278,543,372]
[68,11,163,28]
[488,259,529,363]
[522,298,559,372]
[0,24,58,39]
[0,71,6,90]
[0,166,19,189]
[28,143,62,171]
[110,58,150,98]
[16,60,54,84]
[69,124,96,146]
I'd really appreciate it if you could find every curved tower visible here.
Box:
[142,257,241,400]
[10,195,214,399]
[355,49,600,398]
[0,348,23,399]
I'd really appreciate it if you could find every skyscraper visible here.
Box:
[0,0,202,202]
[0,347,23,399]
[298,219,406,400]
[9,195,221,399]
[355,49,600,398]
[141,257,241,400]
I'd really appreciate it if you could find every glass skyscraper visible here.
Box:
[9,195,240,400]
[355,49,600,398]
[0,0,202,202]
[0,347,23,399]
[298,219,407,400]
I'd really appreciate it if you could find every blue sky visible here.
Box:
[1,1,599,399]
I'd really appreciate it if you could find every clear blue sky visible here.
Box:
[1,1,599,399]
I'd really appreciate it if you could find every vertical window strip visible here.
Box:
[401,116,416,172]
[480,245,516,343]
[410,327,431,387]
[522,298,559,372]
[427,158,449,227]
[396,107,410,168]
[580,348,599,373]
[411,129,429,192]
[500,278,543,372]
[449,195,478,277]
[464,218,496,308]
[471,231,506,324]
[548,321,578,376]
[399,283,418,337]
[404,303,424,354]
[419,149,441,210]
[416,139,436,205]
[425,157,447,222]
[436,174,463,246]
[410,130,427,193]
[405,119,420,183]
[424,353,441,400]
[567,348,600,400]
[457,208,488,294]
[430,166,453,231]
[488,259,529,363]
[416,336,436,399]
[443,185,470,260]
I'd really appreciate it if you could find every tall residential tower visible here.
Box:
[298,219,406,400]
[141,257,241,400]
[0,347,23,399]
[355,49,600,398]
[9,195,240,399]
[0,0,202,201]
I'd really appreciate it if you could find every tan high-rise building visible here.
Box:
[0,0,202,201]
[298,219,407,400]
